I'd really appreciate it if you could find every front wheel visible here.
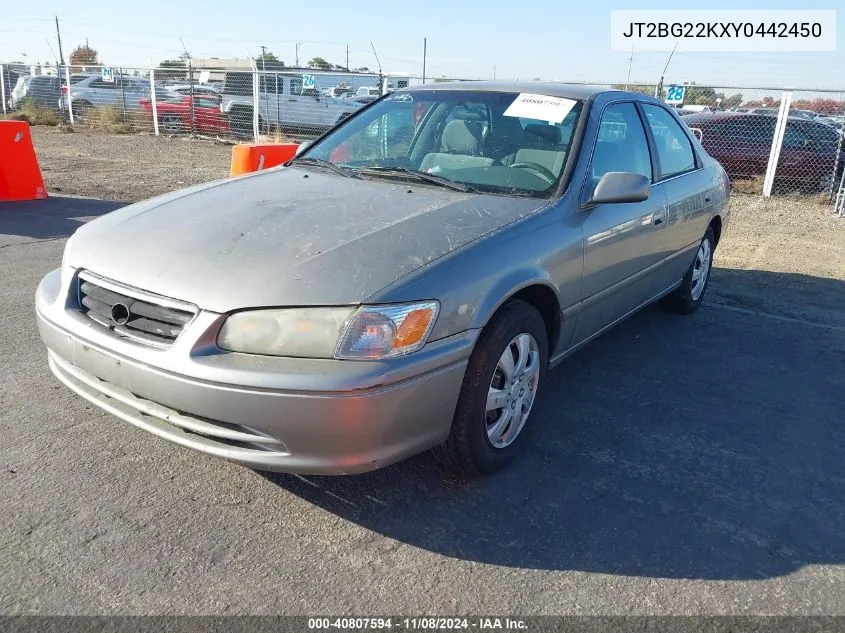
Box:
[661,226,715,314]
[435,300,548,475]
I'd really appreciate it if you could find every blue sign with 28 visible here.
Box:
[665,85,686,105]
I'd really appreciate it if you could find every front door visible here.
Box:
[575,101,668,344]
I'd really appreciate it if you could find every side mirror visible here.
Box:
[295,141,311,157]
[586,172,651,206]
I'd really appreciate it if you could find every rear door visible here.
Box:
[575,101,669,343]
[639,103,713,283]
[285,76,323,128]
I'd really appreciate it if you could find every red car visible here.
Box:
[140,94,230,135]
[682,112,844,191]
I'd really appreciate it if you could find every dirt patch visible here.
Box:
[31,126,232,203]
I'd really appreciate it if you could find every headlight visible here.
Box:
[216,301,439,360]
[335,302,439,359]
[218,307,354,358]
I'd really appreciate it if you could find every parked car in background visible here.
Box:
[60,74,172,120]
[356,86,381,98]
[139,94,229,135]
[166,84,220,98]
[8,75,33,110]
[682,111,845,191]
[220,71,363,137]
[37,83,728,476]
[16,75,62,112]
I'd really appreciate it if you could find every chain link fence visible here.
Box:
[1,62,843,211]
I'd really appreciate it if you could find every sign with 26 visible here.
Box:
[665,85,686,105]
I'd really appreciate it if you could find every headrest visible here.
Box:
[523,124,562,145]
[442,119,483,155]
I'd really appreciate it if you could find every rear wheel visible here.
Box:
[435,300,548,475]
[159,114,183,134]
[661,226,715,314]
[71,100,92,122]
[229,107,254,138]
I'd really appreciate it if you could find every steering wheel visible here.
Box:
[510,162,557,183]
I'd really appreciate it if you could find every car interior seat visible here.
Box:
[420,119,495,173]
[512,124,566,176]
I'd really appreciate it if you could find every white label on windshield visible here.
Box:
[503,93,577,123]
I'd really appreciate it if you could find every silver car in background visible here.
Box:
[36,82,729,475]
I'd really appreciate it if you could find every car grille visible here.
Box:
[76,271,196,347]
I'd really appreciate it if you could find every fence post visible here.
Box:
[119,67,127,122]
[829,118,844,201]
[188,58,196,136]
[252,69,260,142]
[0,65,6,116]
[762,90,792,197]
[65,64,74,124]
[149,67,159,136]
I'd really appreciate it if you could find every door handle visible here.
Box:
[651,211,666,226]
[288,98,296,102]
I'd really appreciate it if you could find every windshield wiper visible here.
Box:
[290,157,358,178]
[353,167,476,193]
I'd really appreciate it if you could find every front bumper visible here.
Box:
[36,268,475,474]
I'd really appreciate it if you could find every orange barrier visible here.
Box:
[230,143,300,177]
[0,121,48,202]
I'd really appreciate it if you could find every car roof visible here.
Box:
[404,81,614,100]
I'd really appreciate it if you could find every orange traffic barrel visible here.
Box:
[230,143,300,177]
[0,121,48,202]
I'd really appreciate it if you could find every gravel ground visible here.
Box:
[1,127,844,615]
[32,127,233,203]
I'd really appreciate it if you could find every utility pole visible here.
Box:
[493,65,496,80]
[295,41,301,67]
[260,45,267,70]
[54,16,65,67]
[625,45,633,91]
[346,44,349,71]
[422,38,427,84]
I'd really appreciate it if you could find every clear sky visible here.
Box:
[2,0,842,90]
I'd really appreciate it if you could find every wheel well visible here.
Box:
[709,215,723,247]
[506,285,561,354]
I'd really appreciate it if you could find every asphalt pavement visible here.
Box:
[1,197,844,614]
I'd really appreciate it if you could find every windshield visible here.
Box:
[298,89,584,196]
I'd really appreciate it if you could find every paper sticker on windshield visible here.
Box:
[503,93,577,123]
[387,93,413,102]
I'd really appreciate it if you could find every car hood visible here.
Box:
[66,167,548,313]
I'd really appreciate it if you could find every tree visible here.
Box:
[720,93,743,109]
[256,50,278,62]
[69,44,98,68]
[307,57,331,70]
[354,66,370,72]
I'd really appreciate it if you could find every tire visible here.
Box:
[435,300,548,475]
[228,107,254,138]
[71,100,92,122]
[159,114,183,134]
[661,226,715,314]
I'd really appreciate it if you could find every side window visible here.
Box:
[782,123,810,148]
[642,105,696,178]
[258,75,278,94]
[90,79,116,89]
[591,103,652,183]
[289,77,303,96]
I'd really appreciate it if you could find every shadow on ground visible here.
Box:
[0,196,123,241]
[262,269,845,580]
